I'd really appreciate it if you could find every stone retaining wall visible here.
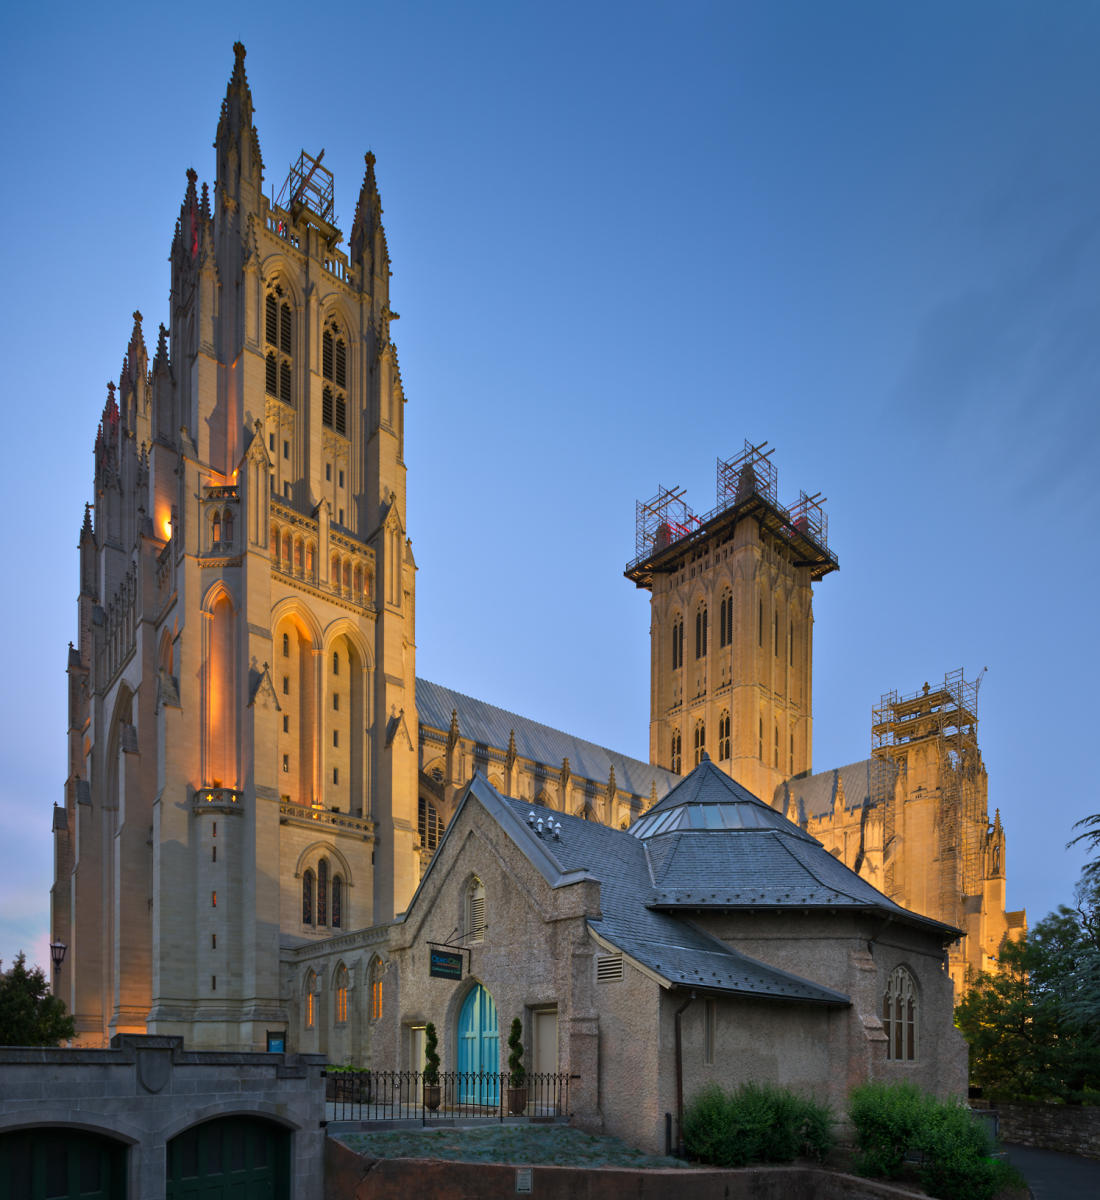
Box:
[323,1140,930,1200]
[992,1102,1100,1160]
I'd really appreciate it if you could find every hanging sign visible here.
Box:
[429,948,463,980]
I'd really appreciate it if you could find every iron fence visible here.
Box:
[324,1069,574,1124]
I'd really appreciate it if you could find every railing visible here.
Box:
[324,1070,574,1125]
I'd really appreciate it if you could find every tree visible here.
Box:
[0,952,76,1046]
[955,878,1100,1102]
[1067,813,1100,885]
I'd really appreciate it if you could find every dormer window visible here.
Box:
[322,320,347,436]
[265,284,293,406]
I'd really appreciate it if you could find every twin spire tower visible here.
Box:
[54,45,418,1048]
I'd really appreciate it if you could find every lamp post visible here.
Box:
[49,940,67,992]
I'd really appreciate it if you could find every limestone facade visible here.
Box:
[52,44,418,1050]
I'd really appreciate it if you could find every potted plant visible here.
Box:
[507,1017,527,1115]
[422,1022,441,1111]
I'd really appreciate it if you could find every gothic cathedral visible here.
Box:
[52,48,1021,1050]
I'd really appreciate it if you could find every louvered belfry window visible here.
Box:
[322,320,347,436]
[265,284,293,406]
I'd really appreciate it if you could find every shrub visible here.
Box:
[848,1082,1025,1200]
[682,1081,834,1167]
[507,1017,526,1086]
[423,1022,440,1086]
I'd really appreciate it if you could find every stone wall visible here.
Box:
[990,1102,1100,1160]
[323,1140,936,1200]
[0,1034,326,1198]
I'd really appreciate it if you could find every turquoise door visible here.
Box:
[457,983,499,1104]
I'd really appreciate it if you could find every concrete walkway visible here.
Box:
[1004,1142,1100,1200]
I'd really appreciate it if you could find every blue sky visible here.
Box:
[2,1,1098,973]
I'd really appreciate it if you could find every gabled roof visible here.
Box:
[416,678,678,801]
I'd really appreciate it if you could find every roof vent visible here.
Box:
[596,953,624,983]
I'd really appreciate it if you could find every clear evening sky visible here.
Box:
[2,1,1097,972]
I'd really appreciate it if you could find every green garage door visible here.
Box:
[166,1117,289,1199]
[0,1128,126,1200]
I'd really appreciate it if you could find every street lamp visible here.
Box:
[50,940,67,990]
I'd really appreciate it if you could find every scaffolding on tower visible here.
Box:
[871,668,985,922]
[275,149,335,224]
[634,485,698,562]
[716,440,777,508]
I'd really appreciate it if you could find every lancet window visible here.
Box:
[265,284,293,406]
[882,966,918,1061]
[322,319,347,436]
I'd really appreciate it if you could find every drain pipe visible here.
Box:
[674,990,695,1158]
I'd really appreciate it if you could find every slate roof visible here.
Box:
[416,678,678,801]
[448,775,850,1007]
[635,756,960,938]
[775,757,898,819]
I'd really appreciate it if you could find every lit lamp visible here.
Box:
[50,940,67,988]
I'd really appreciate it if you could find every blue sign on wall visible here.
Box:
[429,948,463,980]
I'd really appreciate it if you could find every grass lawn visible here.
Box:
[337,1124,690,1169]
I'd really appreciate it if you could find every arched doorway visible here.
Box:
[166,1116,289,1198]
[457,983,499,1105]
[0,1128,126,1199]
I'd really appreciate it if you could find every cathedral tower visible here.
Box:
[51,45,418,1048]
[625,442,837,800]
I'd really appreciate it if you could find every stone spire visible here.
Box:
[214,43,263,231]
[350,151,389,273]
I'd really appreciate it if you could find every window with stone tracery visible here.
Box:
[322,319,347,436]
[265,284,293,406]
[718,711,731,761]
[671,729,682,774]
[882,965,918,1061]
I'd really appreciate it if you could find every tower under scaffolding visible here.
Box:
[871,668,986,925]
[628,440,837,583]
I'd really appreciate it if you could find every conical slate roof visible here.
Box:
[635,754,960,937]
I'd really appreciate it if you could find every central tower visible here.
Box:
[625,442,837,801]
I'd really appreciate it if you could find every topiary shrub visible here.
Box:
[682,1081,834,1167]
[507,1017,526,1086]
[423,1021,440,1086]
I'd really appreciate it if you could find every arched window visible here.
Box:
[322,320,348,436]
[883,966,918,1061]
[774,722,779,768]
[670,729,682,774]
[265,284,293,406]
[302,869,315,925]
[718,711,731,761]
[466,877,486,943]
[317,858,329,926]
[671,615,683,670]
[694,720,705,766]
[222,508,233,544]
[332,651,339,675]
[334,963,349,1024]
[331,875,343,928]
[719,591,733,649]
[369,957,383,1021]
[211,511,221,547]
[282,632,289,657]
[695,606,708,659]
[419,796,443,852]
